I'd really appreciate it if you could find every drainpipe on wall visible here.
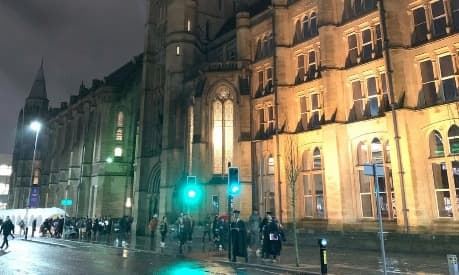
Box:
[271,2,283,224]
[378,0,409,233]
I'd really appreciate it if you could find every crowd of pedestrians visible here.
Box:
[147,209,285,263]
[34,215,134,245]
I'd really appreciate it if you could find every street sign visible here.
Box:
[61,199,73,206]
[363,163,385,177]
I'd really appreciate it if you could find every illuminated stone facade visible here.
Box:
[10,0,459,235]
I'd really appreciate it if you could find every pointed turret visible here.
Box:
[28,58,47,99]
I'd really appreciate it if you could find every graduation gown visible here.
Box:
[231,219,248,258]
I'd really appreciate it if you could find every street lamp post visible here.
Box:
[25,120,41,240]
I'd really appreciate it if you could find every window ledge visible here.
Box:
[432,218,458,223]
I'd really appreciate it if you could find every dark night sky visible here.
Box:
[0,0,146,154]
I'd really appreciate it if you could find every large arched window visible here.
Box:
[356,138,395,219]
[430,125,459,217]
[302,146,325,218]
[448,125,459,154]
[212,86,234,174]
[430,130,445,157]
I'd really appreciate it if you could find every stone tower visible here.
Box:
[10,60,49,208]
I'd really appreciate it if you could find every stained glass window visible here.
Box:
[212,87,234,174]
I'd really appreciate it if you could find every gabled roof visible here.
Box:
[28,59,47,99]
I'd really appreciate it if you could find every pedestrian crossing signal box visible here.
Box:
[228,167,241,196]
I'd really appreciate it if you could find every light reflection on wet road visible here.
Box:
[0,240,279,275]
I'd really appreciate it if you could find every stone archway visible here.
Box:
[147,161,161,219]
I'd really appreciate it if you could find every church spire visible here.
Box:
[28,58,47,99]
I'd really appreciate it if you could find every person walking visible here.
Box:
[176,214,186,254]
[260,211,272,259]
[202,215,212,242]
[31,219,37,238]
[230,210,248,263]
[148,214,159,240]
[159,216,168,248]
[265,216,285,263]
[18,220,25,236]
[183,214,193,243]
[1,216,14,250]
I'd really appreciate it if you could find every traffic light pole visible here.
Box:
[228,194,232,261]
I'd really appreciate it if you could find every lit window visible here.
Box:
[114,147,123,157]
[115,112,124,141]
[268,156,275,174]
[303,148,325,218]
[33,168,40,185]
[187,19,191,32]
[357,138,395,219]
[212,87,233,174]
[176,46,180,56]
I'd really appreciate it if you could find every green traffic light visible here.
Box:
[187,189,196,198]
[183,182,202,205]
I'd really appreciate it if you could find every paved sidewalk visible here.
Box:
[25,229,451,275]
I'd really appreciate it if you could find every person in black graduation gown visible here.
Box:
[230,210,248,262]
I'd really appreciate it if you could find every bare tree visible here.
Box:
[285,135,301,267]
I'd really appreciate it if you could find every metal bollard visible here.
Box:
[447,254,459,275]
[318,238,327,275]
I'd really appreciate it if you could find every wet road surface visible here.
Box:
[0,239,291,275]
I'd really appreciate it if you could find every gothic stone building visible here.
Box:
[10,0,459,235]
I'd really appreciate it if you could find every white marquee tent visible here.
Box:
[0,207,66,230]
